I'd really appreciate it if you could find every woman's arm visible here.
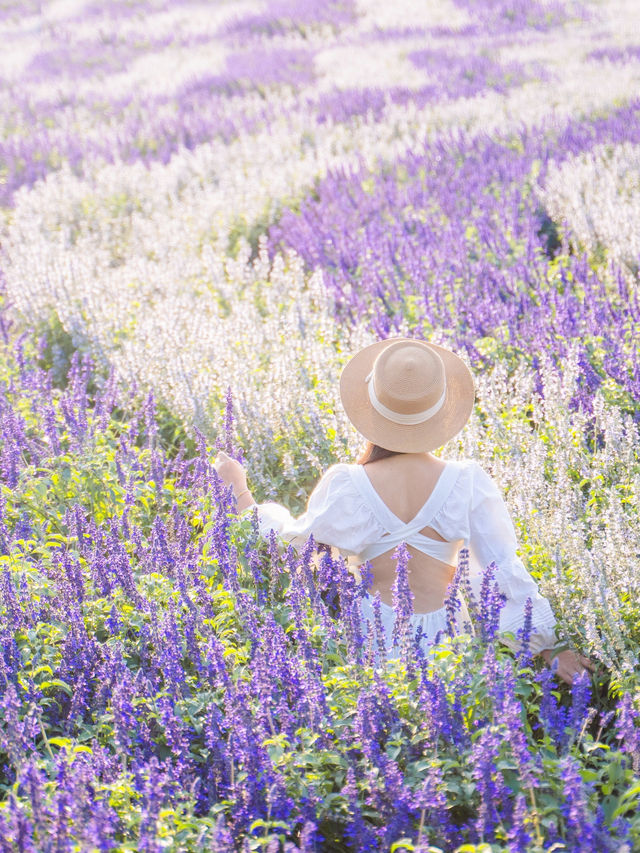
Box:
[213,453,368,555]
[467,462,594,684]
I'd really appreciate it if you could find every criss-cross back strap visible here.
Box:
[352,462,462,565]
[358,527,460,563]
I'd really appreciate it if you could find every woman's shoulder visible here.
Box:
[312,461,363,498]
[310,462,383,529]
[434,457,485,516]
[443,457,489,478]
[317,461,358,482]
[441,458,508,509]
[440,456,478,481]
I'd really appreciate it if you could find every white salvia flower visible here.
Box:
[353,0,472,32]
[540,142,640,277]
[314,42,429,92]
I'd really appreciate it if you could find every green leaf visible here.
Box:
[40,679,73,696]
[390,840,414,852]
[48,737,73,748]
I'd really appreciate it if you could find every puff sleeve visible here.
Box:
[252,463,380,556]
[465,462,558,654]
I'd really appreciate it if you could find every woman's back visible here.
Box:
[360,452,462,612]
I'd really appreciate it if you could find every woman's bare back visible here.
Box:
[362,452,462,612]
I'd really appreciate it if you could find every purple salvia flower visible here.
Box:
[64,672,90,734]
[4,794,36,853]
[362,621,377,669]
[203,636,232,691]
[1,567,24,630]
[135,757,172,853]
[42,403,61,455]
[371,593,388,665]
[537,669,570,750]
[297,534,318,605]
[0,305,10,344]
[150,450,165,495]
[357,560,374,598]
[558,755,596,849]
[64,505,87,554]
[298,819,321,849]
[314,547,340,622]
[143,391,157,448]
[13,512,33,545]
[105,604,121,635]
[454,547,476,631]
[157,695,194,781]
[204,703,233,801]
[443,559,464,638]
[339,582,366,664]
[89,548,113,597]
[391,543,413,657]
[181,607,203,680]
[477,561,507,644]
[495,662,538,789]
[112,668,137,755]
[19,760,50,842]
[210,815,235,852]
[155,607,186,695]
[248,549,267,605]
[507,792,532,852]
[471,723,510,839]
[148,516,176,577]
[516,596,534,666]
[94,368,118,433]
[220,385,243,460]
[0,684,38,773]
[0,490,8,555]
[569,670,593,735]
[340,765,376,851]
[59,552,84,604]
[614,693,640,772]
[50,757,76,853]
[0,430,21,488]
[412,761,452,845]
[207,475,238,594]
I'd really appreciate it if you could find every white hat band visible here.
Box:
[365,371,446,425]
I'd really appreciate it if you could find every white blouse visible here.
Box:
[253,459,558,654]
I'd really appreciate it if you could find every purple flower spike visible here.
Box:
[507,792,532,852]
[516,597,534,666]
[471,724,510,838]
[214,386,243,462]
[559,755,597,849]
[615,694,640,772]
[391,543,413,658]
[478,562,507,644]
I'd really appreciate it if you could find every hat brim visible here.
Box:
[339,337,475,453]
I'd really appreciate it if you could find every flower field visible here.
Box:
[2,0,640,849]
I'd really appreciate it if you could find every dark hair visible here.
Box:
[357,442,403,465]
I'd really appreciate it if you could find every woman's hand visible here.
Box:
[539,647,596,685]
[214,450,247,491]
[214,451,255,511]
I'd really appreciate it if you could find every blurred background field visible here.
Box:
[2,0,640,850]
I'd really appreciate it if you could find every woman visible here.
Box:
[216,337,593,684]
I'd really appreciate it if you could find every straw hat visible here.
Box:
[339,337,474,453]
